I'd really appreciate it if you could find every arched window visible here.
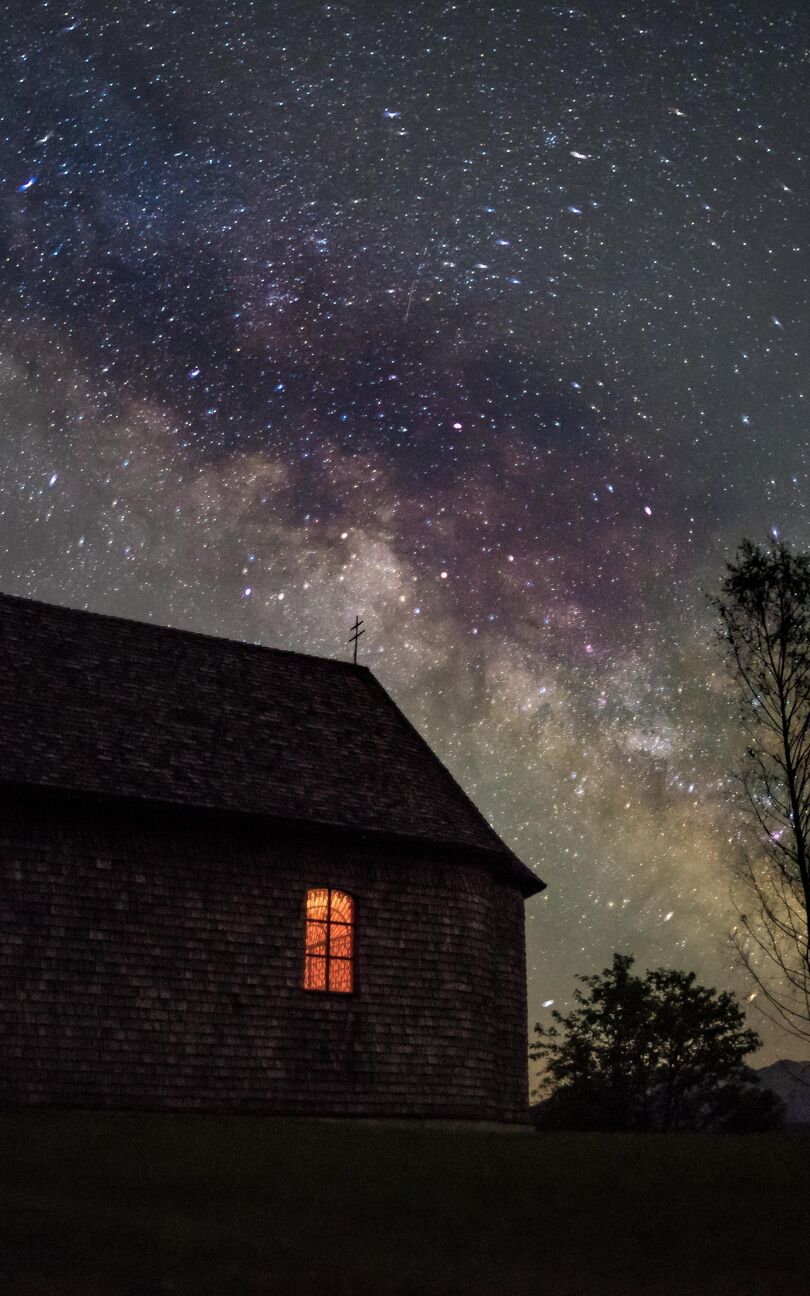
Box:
[303,888,354,993]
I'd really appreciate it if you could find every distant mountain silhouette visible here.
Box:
[753,1060,810,1126]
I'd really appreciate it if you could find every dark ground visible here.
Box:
[1,1115,808,1295]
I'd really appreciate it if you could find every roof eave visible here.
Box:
[0,777,545,896]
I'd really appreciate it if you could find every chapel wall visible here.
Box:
[0,794,530,1122]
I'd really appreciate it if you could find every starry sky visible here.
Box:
[2,1,809,1064]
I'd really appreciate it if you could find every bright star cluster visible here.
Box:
[2,1,809,1061]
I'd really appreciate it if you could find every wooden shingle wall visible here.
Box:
[0,795,530,1122]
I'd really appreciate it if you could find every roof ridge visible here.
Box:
[0,588,364,672]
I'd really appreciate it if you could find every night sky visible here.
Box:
[3,1,809,1063]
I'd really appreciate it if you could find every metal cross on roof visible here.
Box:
[349,615,365,664]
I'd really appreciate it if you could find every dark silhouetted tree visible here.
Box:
[714,538,810,1045]
[531,954,781,1131]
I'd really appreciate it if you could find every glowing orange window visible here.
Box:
[303,888,354,993]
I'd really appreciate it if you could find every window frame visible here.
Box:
[302,887,356,995]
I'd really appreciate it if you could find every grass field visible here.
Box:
[1,1115,808,1296]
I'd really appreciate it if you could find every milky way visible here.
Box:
[2,1,809,1062]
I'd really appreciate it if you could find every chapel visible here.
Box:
[0,591,544,1123]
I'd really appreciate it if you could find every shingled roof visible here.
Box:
[0,592,543,897]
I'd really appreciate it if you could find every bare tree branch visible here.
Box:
[712,538,810,1042]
